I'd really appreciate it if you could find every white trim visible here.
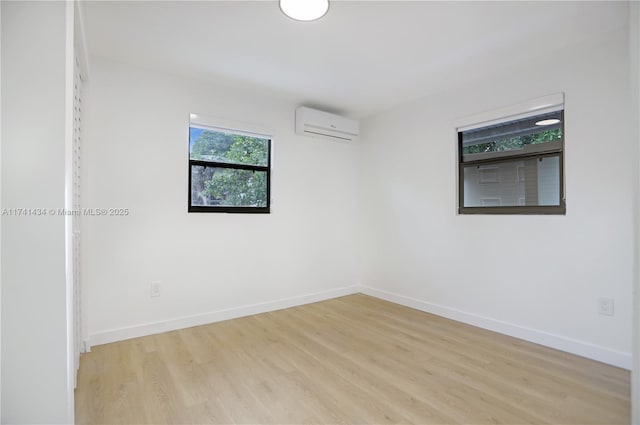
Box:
[456,93,565,132]
[87,285,359,348]
[63,1,76,422]
[73,0,90,382]
[359,285,632,370]
[74,0,90,81]
[87,284,631,370]
[0,2,3,419]
[630,1,640,423]
[191,122,271,140]
[189,113,273,139]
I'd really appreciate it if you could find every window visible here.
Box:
[189,121,271,213]
[458,100,565,214]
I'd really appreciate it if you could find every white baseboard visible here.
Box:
[87,283,631,370]
[359,285,632,370]
[87,285,359,348]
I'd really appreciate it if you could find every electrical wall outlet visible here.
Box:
[598,297,614,316]
[151,281,161,298]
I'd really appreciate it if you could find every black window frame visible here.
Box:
[458,110,566,215]
[188,125,271,214]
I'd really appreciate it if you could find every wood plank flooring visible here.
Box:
[75,294,630,424]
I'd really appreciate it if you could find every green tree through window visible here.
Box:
[189,126,270,212]
[458,108,565,214]
[462,128,563,155]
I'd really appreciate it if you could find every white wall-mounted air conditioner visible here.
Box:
[295,106,359,142]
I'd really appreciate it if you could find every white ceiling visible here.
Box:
[83,1,628,118]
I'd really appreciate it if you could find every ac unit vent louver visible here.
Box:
[295,106,359,142]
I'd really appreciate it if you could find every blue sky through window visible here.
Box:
[189,127,204,151]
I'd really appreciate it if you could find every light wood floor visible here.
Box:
[75,294,630,424]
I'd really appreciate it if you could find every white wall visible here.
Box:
[0,2,3,420]
[83,58,359,344]
[359,27,633,368]
[1,1,72,423]
[630,0,639,421]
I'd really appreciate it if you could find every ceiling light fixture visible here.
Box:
[279,0,329,22]
[535,118,561,126]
